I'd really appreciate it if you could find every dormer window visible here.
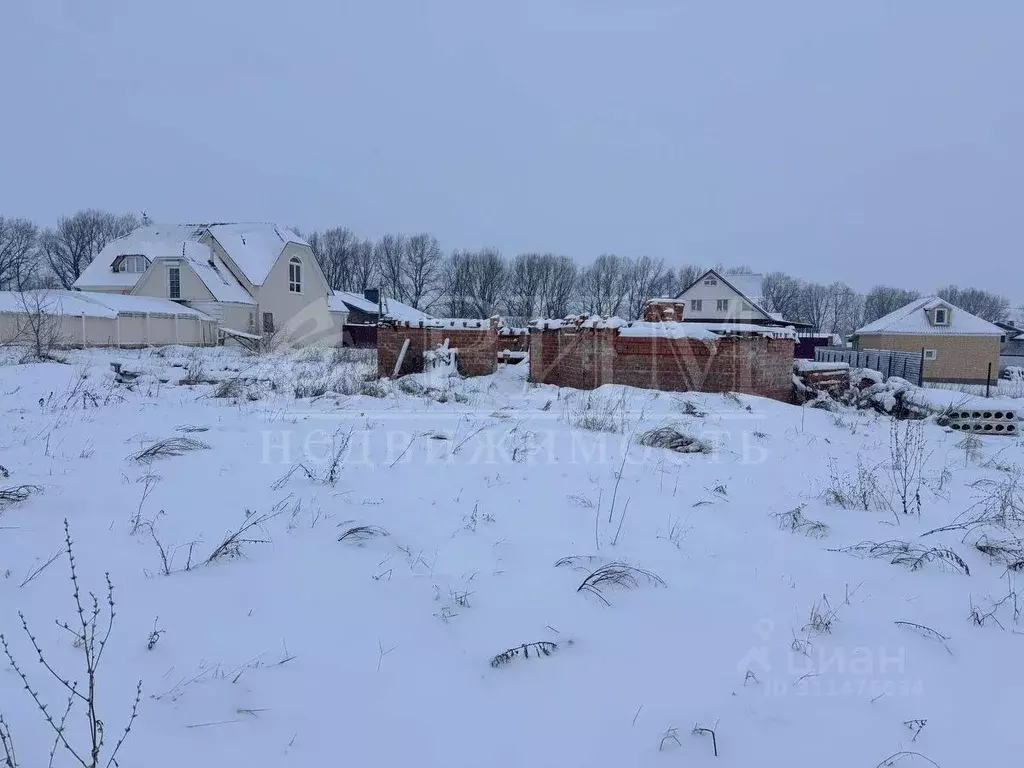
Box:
[113,254,150,274]
[933,307,949,326]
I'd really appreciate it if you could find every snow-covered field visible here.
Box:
[1,345,1023,767]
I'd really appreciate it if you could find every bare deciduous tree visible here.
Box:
[402,233,444,310]
[578,254,631,316]
[760,271,803,320]
[936,285,1010,322]
[0,217,40,291]
[863,286,921,324]
[444,248,506,317]
[308,227,360,290]
[375,233,408,303]
[40,210,138,289]
[349,238,379,292]
[625,255,672,319]
[5,290,65,360]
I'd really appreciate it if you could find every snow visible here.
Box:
[794,360,850,372]
[533,316,795,340]
[0,290,211,319]
[174,246,255,305]
[206,223,307,287]
[74,224,209,290]
[618,321,717,339]
[857,296,1004,337]
[331,292,430,323]
[1,346,1023,767]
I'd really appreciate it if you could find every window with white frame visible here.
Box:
[704,278,717,286]
[288,256,302,293]
[691,299,703,311]
[933,308,948,325]
[117,255,150,273]
[923,349,937,361]
[168,267,181,299]
[717,299,729,311]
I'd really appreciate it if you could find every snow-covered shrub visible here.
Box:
[564,391,628,434]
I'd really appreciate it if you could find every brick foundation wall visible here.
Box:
[379,322,499,377]
[530,328,795,401]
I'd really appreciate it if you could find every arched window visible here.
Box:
[288,256,302,293]
[116,255,151,273]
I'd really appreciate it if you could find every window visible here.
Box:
[690,299,703,311]
[263,312,275,333]
[924,349,937,361]
[717,299,729,311]
[704,278,718,286]
[168,267,181,299]
[117,255,150,273]
[934,308,948,325]
[248,313,256,333]
[288,256,302,293]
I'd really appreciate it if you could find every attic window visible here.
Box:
[288,256,302,293]
[704,278,718,286]
[114,255,150,273]
[933,307,949,325]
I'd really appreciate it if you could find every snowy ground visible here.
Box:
[1,345,1023,767]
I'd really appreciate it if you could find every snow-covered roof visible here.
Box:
[0,290,212,319]
[206,223,308,287]
[74,224,209,290]
[856,295,1004,337]
[147,244,254,305]
[331,291,431,322]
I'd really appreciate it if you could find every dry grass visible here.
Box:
[636,426,713,454]
[130,437,210,463]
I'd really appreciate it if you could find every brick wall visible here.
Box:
[378,321,499,377]
[530,328,795,401]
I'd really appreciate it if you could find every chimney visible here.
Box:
[363,288,380,305]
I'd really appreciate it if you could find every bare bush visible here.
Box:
[0,485,41,511]
[204,505,284,565]
[834,540,970,575]
[490,640,561,668]
[888,420,928,517]
[5,291,66,362]
[0,520,141,768]
[773,504,829,538]
[823,456,889,514]
[804,594,841,635]
[338,525,390,543]
[564,391,628,434]
[577,562,665,606]
[130,437,210,463]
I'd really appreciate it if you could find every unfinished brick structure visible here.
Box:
[378,318,528,378]
[529,322,795,401]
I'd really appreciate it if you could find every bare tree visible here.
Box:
[760,271,803,320]
[6,290,65,360]
[0,217,39,291]
[625,255,672,319]
[863,286,921,324]
[441,250,474,316]
[578,254,631,316]
[349,238,379,292]
[505,253,547,319]
[936,285,1011,322]
[536,255,577,318]
[375,233,408,303]
[40,210,138,289]
[402,233,444,310]
[447,248,506,317]
[798,281,835,331]
[308,227,360,290]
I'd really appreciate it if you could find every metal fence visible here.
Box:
[814,346,923,386]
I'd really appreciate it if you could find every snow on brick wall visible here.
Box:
[529,327,795,401]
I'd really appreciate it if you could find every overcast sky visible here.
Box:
[1,1,1020,300]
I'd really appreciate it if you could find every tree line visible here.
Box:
[0,210,1016,335]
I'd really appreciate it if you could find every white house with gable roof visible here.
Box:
[673,269,807,327]
[74,222,346,345]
